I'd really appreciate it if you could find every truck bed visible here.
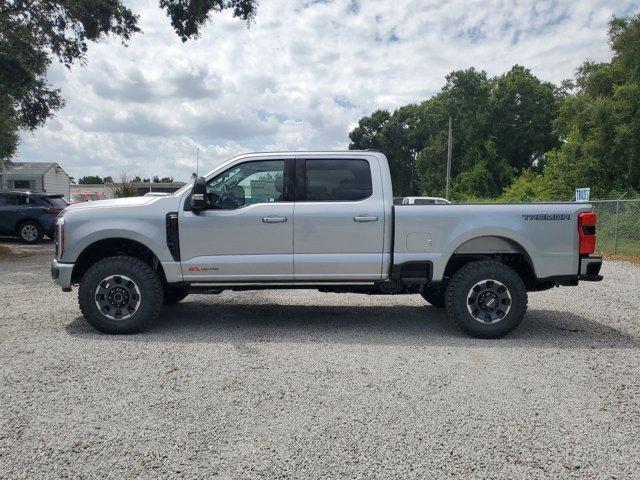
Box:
[393,202,594,282]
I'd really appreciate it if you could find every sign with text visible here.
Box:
[575,188,590,202]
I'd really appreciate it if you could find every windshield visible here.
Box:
[207,166,244,191]
[172,154,245,196]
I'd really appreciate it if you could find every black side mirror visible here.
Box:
[190,177,207,212]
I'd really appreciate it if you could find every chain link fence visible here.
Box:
[590,198,640,257]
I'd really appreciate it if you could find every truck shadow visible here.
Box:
[66,300,640,349]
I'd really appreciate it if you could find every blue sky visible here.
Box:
[15,0,640,181]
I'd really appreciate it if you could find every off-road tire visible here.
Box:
[163,286,189,305]
[445,260,528,339]
[421,283,446,308]
[18,221,43,243]
[78,255,164,334]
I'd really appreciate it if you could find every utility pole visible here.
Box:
[196,147,200,177]
[446,116,452,200]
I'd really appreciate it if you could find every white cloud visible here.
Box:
[16,0,639,181]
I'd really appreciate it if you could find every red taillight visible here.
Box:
[578,211,597,254]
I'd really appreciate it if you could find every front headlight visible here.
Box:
[55,216,65,259]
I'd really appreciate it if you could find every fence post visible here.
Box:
[613,192,629,255]
[614,200,619,255]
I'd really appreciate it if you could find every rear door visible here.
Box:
[0,194,20,234]
[293,157,385,280]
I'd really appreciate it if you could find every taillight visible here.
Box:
[44,207,62,214]
[578,211,597,254]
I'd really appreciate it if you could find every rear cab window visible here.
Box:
[303,159,372,201]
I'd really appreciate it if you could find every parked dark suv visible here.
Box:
[0,191,68,243]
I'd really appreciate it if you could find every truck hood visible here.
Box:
[65,196,157,210]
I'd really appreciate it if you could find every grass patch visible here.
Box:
[597,236,640,258]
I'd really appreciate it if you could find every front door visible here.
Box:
[293,157,385,280]
[179,159,294,282]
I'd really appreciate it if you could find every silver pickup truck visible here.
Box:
[51,151,602,338]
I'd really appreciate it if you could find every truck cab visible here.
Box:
[51,151,602,338]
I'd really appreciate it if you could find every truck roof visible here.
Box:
[227,150,384,157]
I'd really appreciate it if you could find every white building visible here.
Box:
[0,162,70,198]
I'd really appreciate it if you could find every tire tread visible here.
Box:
[78,255,163,334]
[445,260,528,338]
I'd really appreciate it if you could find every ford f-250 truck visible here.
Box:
[51,151,602,338]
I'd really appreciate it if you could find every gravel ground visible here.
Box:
[1,242,639,479]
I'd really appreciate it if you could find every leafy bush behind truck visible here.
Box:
[51,151,602,338]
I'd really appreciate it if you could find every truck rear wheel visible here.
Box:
[445,260,527,339]
[421,283,446,308]
[78,255,164,334]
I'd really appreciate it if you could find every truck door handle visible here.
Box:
[353,215,378,222]
[262,216,287,223]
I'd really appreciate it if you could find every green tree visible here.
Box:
[350,65,561,198]
[111,172,137,198]
[529,14,640,198]
[151,175,176,183]
[78,175,104,184]
[0,0,258,167]
[489,65,560,173]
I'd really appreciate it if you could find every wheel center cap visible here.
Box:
[478,290,499,311]
[108,287,130,307]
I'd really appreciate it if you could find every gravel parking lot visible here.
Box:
[1,242,639,479]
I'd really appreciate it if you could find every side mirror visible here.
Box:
[190,177,207,212]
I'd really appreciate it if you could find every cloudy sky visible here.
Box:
[15,0,640,181]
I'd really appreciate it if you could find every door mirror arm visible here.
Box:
[190,177,207,212]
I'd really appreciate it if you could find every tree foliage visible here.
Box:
[0,0,258,168]
[78,175,105,184]
[351,13,640,200]
[111,172,137,198]
[160,0,257,42]
[152,175,175,183]
[350,66,560,197]
[550,14,640,194]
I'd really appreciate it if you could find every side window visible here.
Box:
[0,195,19,206]
[305,159,372,201]
[206,160,285,209]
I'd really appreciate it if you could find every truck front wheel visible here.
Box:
[445,260,528,339]
[78,255,164,334]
